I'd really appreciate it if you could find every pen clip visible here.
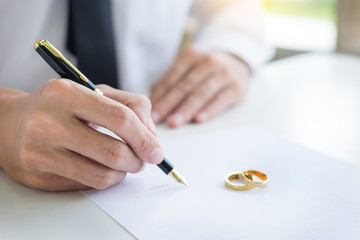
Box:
[34,39,89,83]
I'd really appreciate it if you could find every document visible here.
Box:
[83,127,360,240]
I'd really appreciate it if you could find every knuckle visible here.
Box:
[112,106,134,128]
[93,170,115,190]
[104,141,123,168]
[41,78,73,101]
[203,55,218,66]
[24,174,38,187]
[135,132,152,154]
[24,173,46,189]
[133,94,152,109]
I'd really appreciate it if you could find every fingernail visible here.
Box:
[151,111,161,124]
[169,113,184,126]
[148,147,163,164]
[196,111,208,122]
[146,116,157,136]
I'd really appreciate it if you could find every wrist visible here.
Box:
[0,88,28,109]
[0,88,28,169]
[0,88,28,124]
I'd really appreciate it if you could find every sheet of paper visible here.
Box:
[83,127,360,240]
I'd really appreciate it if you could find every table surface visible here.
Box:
[1,53,359,240]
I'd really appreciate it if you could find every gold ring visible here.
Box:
[240,170,269,187]
[225,172,255,191]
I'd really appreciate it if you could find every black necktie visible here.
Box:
[67,0,119,88]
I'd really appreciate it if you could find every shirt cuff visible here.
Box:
[193,31,275,71]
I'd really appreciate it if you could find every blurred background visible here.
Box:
[263,0,359,59]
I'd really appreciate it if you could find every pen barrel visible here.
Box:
[35,45,97,91]
[157,157,174,175]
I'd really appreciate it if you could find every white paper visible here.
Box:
[83,127,360,240]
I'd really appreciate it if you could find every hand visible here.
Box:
[150,47,250,128]
[0,79,162,191]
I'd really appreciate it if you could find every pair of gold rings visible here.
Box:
[225,170,269,191]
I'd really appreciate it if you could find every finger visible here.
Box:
[42,149,127,190]
[166,75,230,128]
[68,84,163,164]
[150,47,203,105]
[97,85,156,136]
[23,173,89,191]
[63,119,144,174]
[151,58,222,124]
[194,86,244,123]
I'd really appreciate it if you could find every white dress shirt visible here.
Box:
[0,0,273,94]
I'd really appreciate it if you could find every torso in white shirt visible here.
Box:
[0,0,192,94]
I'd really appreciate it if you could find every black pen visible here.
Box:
[34,39,189,187]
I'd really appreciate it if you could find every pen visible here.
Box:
[34,39,189,187]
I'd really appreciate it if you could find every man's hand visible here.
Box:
[150,47,250,128]
[0,79,162,191]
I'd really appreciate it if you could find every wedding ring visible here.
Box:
[225,172,255,191]
[240,170,269,187]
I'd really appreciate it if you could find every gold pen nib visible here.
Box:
[169,169,189,187]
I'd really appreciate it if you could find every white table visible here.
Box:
[1,53,359,239]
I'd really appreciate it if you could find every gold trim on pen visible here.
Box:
[79,75,89,83]
[34,40,89,83]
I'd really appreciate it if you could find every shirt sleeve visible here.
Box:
[190,0,274,70]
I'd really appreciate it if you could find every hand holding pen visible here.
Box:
[34,40,188,187]
[0,39,184,191]
[1,77,166,191]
